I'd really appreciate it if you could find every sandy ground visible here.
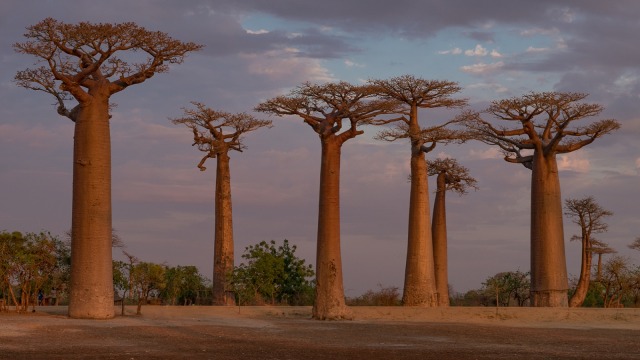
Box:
[1,305,640,359]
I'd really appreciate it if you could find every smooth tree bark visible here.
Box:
[465,92,620,307]
[369,75,469,306]
[564,196,613,307]
[14,18,202,318]
[255,82,399,320]
[593,245,616,282]
[427,158,477,306]
[172,102,271,306]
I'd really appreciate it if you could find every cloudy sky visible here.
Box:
[1,0,639,296]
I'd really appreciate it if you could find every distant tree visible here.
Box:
[629,237,640,252]
[482,270,531,307]
[14,18,202,319]
[228,240,315,306]
[369,75,470,306]
[599,256,632,308]
[163,265,209,306]
[427,158,477,306]
[131,262,166,315]
[591,242,617,282]
[172,102,271,306]
[465,92,620,307]
[346,285,402,306]
[255,82,398,319]
[0,232,59,312]
[564,196,613,307]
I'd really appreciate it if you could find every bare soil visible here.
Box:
[1,306,639,359]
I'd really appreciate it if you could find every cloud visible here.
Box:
[467,82,509,93]
[344,59,365,68]
[240,48,335,83]
[526,46,549,53]
[490,49,502,58]
[558,152,591,173]
[438,47,462,55]
[465,44,488,57]
[468,147,502,160]
[245,29,269,35]
[461,61,505,74]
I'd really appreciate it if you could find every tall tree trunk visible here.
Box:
[68,94,115,319]
[569,237,593,307]
[212,151,235,305]
[402,143,437,306]
[312,138,351,320]
[432,172,449,307]
[596,254,603,282]
[530,153,568,307]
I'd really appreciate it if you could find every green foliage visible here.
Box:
[162,265,209,305]
[228,239,315,305]
[0,231,66,310]
[346,285,401,306]
[482,270,530,307]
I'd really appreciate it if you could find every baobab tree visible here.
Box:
[592,241,616,282]
[171,102,272,305]
[369,75,468,306]
[255,81,399,319]
[14,18,202,318]
[465,92,620,307]
[629,237,640,252]
[427,158,477,306]
[564,196,613,307]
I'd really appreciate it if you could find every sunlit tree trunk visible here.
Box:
[432,172,449,306]
[403,136,437,306]
[313,138,352,319]
[213,151,235,305]
[569,237,592,307]
[530,153,568,307]
[68,88,115,319]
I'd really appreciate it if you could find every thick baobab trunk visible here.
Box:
[312,138,352,320]
[212,151,235,306]
[402,147,437,306]
[68,94,115,319]
[530,153,568,307]
[432,173,449,307]
[569,238,592,307]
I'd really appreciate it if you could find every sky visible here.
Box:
[1,0,639,296]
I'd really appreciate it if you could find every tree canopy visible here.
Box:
[14,17,203,119]
[228,240,315,306]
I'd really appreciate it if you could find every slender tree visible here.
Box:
[427,158,477,306]
[369,75,469,306]
[591,241,616,282]
[255,81,398,319]
[13,18,201,319]
[564,196,613,307]
[465,92,620,307]
[172,102,271,305]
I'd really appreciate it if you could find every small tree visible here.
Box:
[131,262,166,315]
[465,92,620,307]
[599,256,632,308]
[228,240,315,306]
[427,158,477,306]
[564,196,613,307]
[172,102,271,306]
[14,18,202,319]
[482,270,531,307]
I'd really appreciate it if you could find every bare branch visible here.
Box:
[171,102,272,171]
[427,158,478,195]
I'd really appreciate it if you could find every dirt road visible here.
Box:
[1,306,639,359]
